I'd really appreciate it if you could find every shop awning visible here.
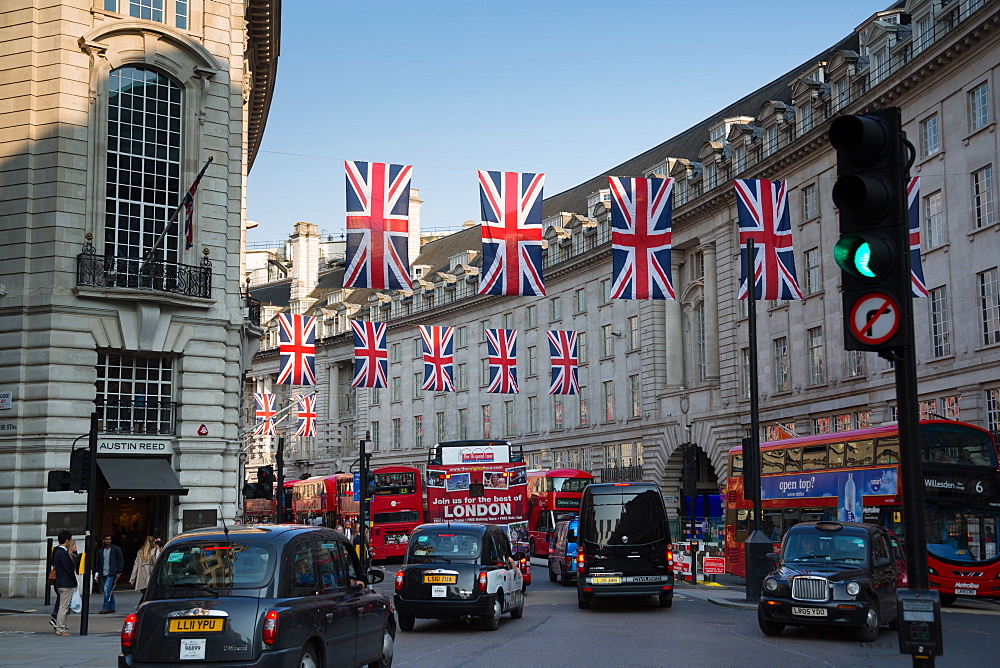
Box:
[97,457,188,496]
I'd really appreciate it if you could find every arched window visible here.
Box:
[105,66,182,261]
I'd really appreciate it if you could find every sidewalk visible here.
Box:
[674,577,758,610]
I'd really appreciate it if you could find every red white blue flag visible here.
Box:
[252,392,276,436]
[485,328,519,394]
[908,177,928,298]
[478,170,546,296]
[734,179,803,300]
[609,176,675,300]
[547,330,579,395]
[420,325,455,392]
[277,314,317,386]
[350,320,388,388]
[182,159,211,250]
[295,395,317,437]
[344,161,413,290]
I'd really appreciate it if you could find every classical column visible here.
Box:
[702,242,720,382]
[664,256,684,387]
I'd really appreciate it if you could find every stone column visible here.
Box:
[664,256,684,387]
[702,242,720,382]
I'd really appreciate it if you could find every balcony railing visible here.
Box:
[96,398,177,435]
[245,294,261,326]
[77,243,212,299]
[600,465,644,483]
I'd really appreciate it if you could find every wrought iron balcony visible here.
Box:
[245,294,261,326]
[96,398,177,435]
[600,465,644,483]
[77,243,212,299]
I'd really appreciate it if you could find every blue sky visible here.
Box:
[247,0,886,243]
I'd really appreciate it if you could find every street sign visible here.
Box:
[848,291,900,346]
[353,471,361,502]
[703,556,726,575]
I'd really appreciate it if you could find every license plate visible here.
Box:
[423,574,457,584]
[791,607,827,617]
[431,585,447,597]
[168,618,225,634]
[955,588,977,596]
[591,576,621,584]
[179,638,206,660]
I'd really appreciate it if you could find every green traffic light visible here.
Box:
[834,234,892,280]
[854,241,875,278]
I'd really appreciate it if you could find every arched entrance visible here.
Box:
[666,443,723,543]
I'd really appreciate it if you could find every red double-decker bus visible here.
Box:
[368,465,423,562]
[526,468,594,557]
[724,419,1000,604]
[292,474,358,528]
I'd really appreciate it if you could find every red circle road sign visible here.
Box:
[848,292,900,345]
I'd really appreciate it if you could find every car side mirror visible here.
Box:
[512,551,526,562]
[367,568,385,584]
[875,557,892,568]
[765,552,779,564]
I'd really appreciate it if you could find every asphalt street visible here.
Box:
[1,559,999,667]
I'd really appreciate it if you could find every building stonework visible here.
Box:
[0,1,277,596]
[246,1,1000,524]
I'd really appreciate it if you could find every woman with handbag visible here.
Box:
[129,536,160,596]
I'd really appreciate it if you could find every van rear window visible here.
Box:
[582,490,667,546]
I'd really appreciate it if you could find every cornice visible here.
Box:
[246,0,280,171]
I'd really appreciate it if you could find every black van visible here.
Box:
[576,482,674,609]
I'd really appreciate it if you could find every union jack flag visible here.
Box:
[252,392,276,436]
[609,176,675,300]
[547,330,579,396]
[485,328,519,394]
[420,325,455,392]
[344,161,413,290]
[350,320,388,388]
[276,314,317,386]
[478,170,546,296]
[734,179,803,300]
[908,177,928,298]
[182,159,211,250]
[295,395,317,437]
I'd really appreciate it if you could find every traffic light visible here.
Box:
[47,470,72,492]
[69,448,90,492]
[829,107,911,351]
[256,465,275,499]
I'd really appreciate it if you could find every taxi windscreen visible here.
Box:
[154,542,276,589]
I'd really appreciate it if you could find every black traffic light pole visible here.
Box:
[358,433,371,569]
[80,411,99,636]
[275,437,284,523]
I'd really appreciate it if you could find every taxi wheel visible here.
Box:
[368,624,394,668]
[757,606,784,636]
[510,591,524,619]
[856,605,880,642]
[397,613,415,632]
[298,643,320,668]
[483,596,502,631]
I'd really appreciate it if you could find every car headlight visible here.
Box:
[764,577,779,592]
[846,581,861,596]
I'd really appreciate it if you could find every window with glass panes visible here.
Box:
[550,297,561,321]
[930,286,951,357]
[802,184,818,219]
[392,418,401,449]
[603,381,614,421]
[391,342,401,363]
[920,114,940,157]
[813,417,832,435]
[601,325,614,357]
[919,399,938,420]
[413,337,422,358]
[481,404,491,439]
[413,373,421,398]
[370,388,380,406]
[846,350,865,378]
[627,316,639,349]
[457,408,468,439]
[528,397,538,432]
[391,377,401,402]
[765,125,778,155]
[629,374,640,417]
[970,82,990,131]
[503,312,514,330]
[986,388,1000,431]
[924,191,944,248]
[804,248,821,295]
[370,422,380,450]
[579,389,588,426]
[526,305,536,328]
[807,327,825,385]
[942,395,960,420]
[504,400,515,435]
[414,415,423,448]
[105,0,190,30]
[480,358,489,387]
[456,326,467,347]
[525,345,536,376]
[973,166,995,229]
[105,67,182,261]
[577,332,587,364]
[575,288,586,313]
[600,279,611,303]
[740,348,750,399]
[96,353,174,434]
[456,363,467,390]
[436,412,445,443]
[695,305,707,382]
[773,337,790,392]
[979,268,1000,345]
[552,396,563,429]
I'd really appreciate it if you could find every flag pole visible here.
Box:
[142,156,213,266]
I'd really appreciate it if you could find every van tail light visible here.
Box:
[395,570,404,592]
[477,571,488,593]
[262,610,279,646]
[121,613,138,649]
[666,545,674,569]
[576,547,585,573]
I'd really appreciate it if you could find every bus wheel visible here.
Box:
[939,593,957,607]
[529,540,537,558]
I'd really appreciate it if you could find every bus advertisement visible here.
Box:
[526,468,594,557]
[724,420,1000,604]
[369,465,424,562]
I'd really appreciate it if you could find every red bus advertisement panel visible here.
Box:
[369,466,423,562]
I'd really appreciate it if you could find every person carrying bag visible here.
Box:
[129,536,160,596]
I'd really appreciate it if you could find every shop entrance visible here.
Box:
[98,495,171,585]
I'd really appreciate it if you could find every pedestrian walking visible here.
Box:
[129,536,160,596]
[94,533,124,613]
[52,530,78,636]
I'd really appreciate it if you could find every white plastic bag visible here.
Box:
[69,589,82,613]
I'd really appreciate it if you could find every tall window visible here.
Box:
[579,389,588,426]
[695,304,707,382]
[390,342,401,363]
[552,396,563,429]
[930,287,952,357]
[457,408,468,440]
[504,400,515,436]
[455,326,467,347]
[973,166,995,229]
[924,191,944,248]
[600,278,612,303]
[412,372,421,398]
[95,353,174,434]
[106,67,182,261]
[370,388,380,406]
[526,305,537,328]
[846,350,865,378]
[481,404,491,439]
[549,297,561,322]
[602,380,614,422]
[455,363,467,390]
[773,337,789,392]
[740,348,750,400]
[629,374,640,418]
[392,418,401,449]
[920,114,940,158]
[970,82,991,131]
[765,125,778,156]
[526,346,537,376]
[601,325,614,357]
[807,327,825,385]
[527,396,538,432]
[627,315,639,349]
[391,377,400,402]
[577,332,588,364]
[986,388,1000,431]
[436,412,445,443]
[802,184,818,220]
[480,358,489,387]
[414,415,423,449]
[979,268,1000,345]
[575,288,587,313]
[804,248,821,295]
[370,422,380,451]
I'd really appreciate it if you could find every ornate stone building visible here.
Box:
[0,0,278,596]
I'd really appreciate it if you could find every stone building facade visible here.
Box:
[247,1,1000,523]
[0,0,278,596]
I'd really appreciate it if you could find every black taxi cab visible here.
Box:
[758,521,902,642]
[119,525,394,667]
[393,523,525,631]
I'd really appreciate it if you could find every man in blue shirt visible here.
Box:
[93,533,124,613]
